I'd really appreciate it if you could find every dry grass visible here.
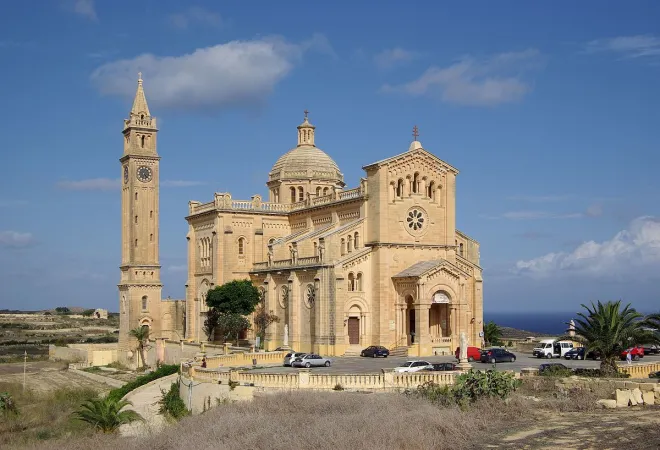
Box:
[0,382,101,447]
[14,391,532,450]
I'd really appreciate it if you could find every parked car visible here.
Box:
[620,346,644,361]
[479,348,516,363]
[283,352,306,366]
[564,347,601,360]
[422,362,457,372]
[539,363,571,375]
[291,354,332,368]
[393,360,433,373]
[642,344,659,355]
[360,345,390,358]
[454,346,481,362]
[532,339,574,358]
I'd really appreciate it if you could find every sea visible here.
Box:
[484,312,580,336]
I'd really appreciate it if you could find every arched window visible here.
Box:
[149,233,153,242]
[141,135,145,148]
[238,237,245,255]
[348,272,355,291]
[427,181,435,200]
[413,173,420,194]
[459,243,464,257]
[298,186,304,202]
[268,238,276,246]
[323,187,329,196]
[356,273,363,291]
[135,192,138,201]
[354,232,360,249]
[341,238,346,256]
[141,295,148,310]
[396,179,404,198]
[316,187,321,197]
[347,235,353,253]
[134,239,138,247]
[290,187,296,203]
[149,210,153,218]
[314,242,318,256]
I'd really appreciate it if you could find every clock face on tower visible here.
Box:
[123,166,129,184]
[136,166,153,183]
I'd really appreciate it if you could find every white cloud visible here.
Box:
[91,34,332,112]
[585,35,660,59]
[374,47,419,69]
[0,231,34,248]
[382,49,543,106]
[514,216,660,280]
[56,178,205,190]
[67,0,97,21]
[168,7,223,30]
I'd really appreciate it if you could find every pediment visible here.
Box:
[363,147,458,177]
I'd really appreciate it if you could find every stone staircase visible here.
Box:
[343,345,363,357]
[389,346,409,357]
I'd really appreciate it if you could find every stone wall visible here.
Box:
[618,361,660,379]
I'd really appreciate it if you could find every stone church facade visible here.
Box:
[119,77,483,358]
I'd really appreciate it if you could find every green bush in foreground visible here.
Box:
[159,381,189,420]
[73,397,143,433]
[409,370,521,407]
[106,364,179,403]
[0,392,18,414]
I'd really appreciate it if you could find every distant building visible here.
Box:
[93,309,108,320]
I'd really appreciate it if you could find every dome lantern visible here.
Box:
[297,109,315,147]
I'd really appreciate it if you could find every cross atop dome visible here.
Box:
[409,124,423,151]
[297,109,316,146]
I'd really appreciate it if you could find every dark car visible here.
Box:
[423,362,457,372]
[479,348,516,363]
[642,344,659,355]
[564,347,585,360]
[360,345,390,358]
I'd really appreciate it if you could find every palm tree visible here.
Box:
[564,300,656,375]
[129,326,150,368]
[483,321,502,346]
[74,397,143,433]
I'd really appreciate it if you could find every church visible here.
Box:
[118,76,484,359]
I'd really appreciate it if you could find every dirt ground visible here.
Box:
[491,408,660,449]
[0,361,112,394]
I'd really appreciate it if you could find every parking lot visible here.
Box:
[248,352,660,375]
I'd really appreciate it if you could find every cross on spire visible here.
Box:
[304,109,309,119]
[412,125,419,140]
[138,72,142,82]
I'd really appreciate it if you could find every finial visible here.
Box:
[138,72,143,84]
[412,125,419,141]
[304,109,309,120]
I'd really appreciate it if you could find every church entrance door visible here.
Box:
[347,317,360,345]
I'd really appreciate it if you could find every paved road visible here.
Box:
[249,353,660,375]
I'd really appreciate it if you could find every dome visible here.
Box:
[268,113,344,186]
[269,145,343,183]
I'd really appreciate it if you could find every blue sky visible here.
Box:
[1,1,659,314]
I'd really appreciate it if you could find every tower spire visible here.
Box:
[297,109,316,147]
[131,72,151,117]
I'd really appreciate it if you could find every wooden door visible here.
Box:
[348,317,360,345]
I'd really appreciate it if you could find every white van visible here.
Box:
[533,339,574,359]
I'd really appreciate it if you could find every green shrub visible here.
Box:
[0,392,18,414]
[332,383,344,391]
[507,341,513,347]
[572,368,629,378]
[408,370,520,408]
[106,364,179,403]
[159,381,189,420]
[452,370,520,405]
[539,365,574,378]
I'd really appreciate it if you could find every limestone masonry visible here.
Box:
[119,76,484,360]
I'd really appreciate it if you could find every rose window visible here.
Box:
[407,209,425,231]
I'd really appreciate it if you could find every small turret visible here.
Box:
[297,109,315,146]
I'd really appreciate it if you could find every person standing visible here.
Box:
[626,350,632,365]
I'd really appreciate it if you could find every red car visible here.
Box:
[455,346,481,362]
[621,346,644,361]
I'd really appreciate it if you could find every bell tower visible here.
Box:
[118,73,162,357]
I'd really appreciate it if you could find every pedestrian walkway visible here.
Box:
[119,373,179,437]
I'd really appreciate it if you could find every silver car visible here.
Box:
[291,353,331,368]
[283,352,306,367]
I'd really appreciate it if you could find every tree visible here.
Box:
[55,306,71,315]
[253,303,279,347]
[74,397,143,433]
[215,312,251,345]
[205,279,261,315]
[82,309,96,317]
[483,321,502,346]
[563,300,657,375]
[129,326,150,368]
[203,308,220,342]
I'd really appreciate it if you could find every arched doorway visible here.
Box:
[347,305,361,345]
[429,291,451,340]
[405,295,415,345]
